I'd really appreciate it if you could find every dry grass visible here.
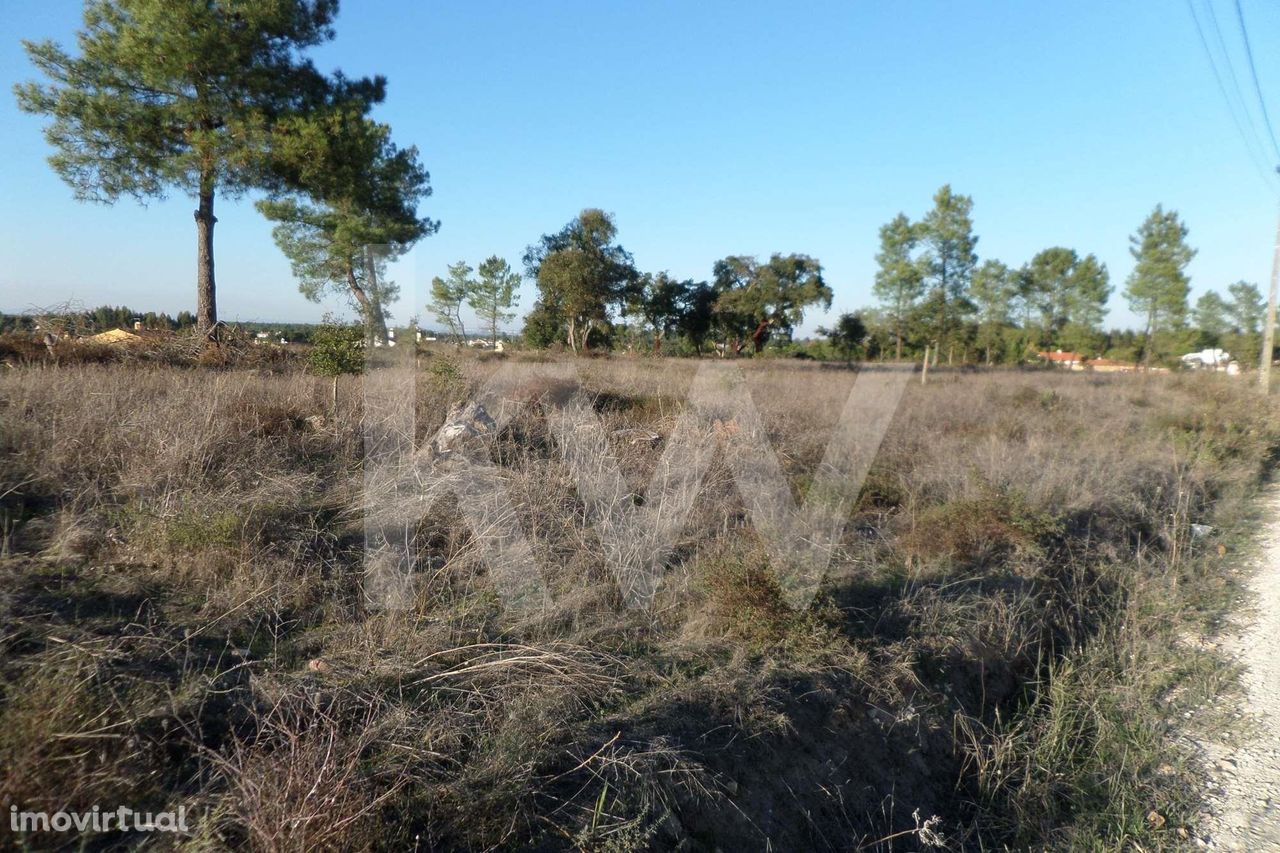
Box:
[0,355,1276,850]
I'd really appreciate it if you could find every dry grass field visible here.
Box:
[1,350,1277,850]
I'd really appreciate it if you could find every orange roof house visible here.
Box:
[1037,350,1083,368]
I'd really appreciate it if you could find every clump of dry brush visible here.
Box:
[0,356,1275,850]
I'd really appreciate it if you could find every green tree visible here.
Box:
[1022,247,1077,344]
[713,253,831,354]
[872,213,923,360]
[676,281,716,355]
[818,312,867,364]
[1193,291,1230,344]
[1064,253,1111,345]
[1226,280,1266,367]
[631,272,692,355]
[526,209,637,354]
[521,299,566,349]
[429,262,473,342]
[969,259,1016,365]
[1124,206,1195,368]
[918,185,978,363]
[469,256,521,346]
[256,98,436,342]
[1022,248,1110,353]
[308,318,365,407]
[15,0,342,332]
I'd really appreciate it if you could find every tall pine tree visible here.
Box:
[15,0,346,332]
[872,213,923,360]
[1123,206,1194,368]
[918,185,977,363]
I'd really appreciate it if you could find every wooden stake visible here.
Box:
[1260,207,1280,393]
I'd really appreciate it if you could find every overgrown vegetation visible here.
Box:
[0,358,1275,850]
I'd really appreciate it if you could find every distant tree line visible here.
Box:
[506,190,1266,369]
[0,305,196,335]
[515,208,832,357]
[11,1,1264,369]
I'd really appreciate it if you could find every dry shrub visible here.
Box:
[0,359,1277,850]
[210,690,409,852]
[693,544,800,645]
[898,488,1058,569]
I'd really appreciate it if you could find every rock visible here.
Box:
[429,401,497,458]
[1191,523,1215,539]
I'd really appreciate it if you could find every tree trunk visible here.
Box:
[194,185,217,333]
[567,317,578,354]
[895,330,902,361]
[1142,307,1156,371]
[653,329,663,355]
[750,320,770,353]
[346,263,388,344]
[364,247,390,344]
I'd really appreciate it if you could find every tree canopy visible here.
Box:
[712,253,831,353]
[470,256,521,346]
[526,209,638,353]
[872,213,924,359]
[1124,205,1195,368]
[15,0,347,331]
[256,90,436,341]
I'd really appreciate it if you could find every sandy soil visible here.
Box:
[1200,486,1280,850]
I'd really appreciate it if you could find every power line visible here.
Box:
[1205,0,1267,151]
[1233,0,1280,162]
[1189,0,1280,188]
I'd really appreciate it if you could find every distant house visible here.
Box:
[1084,358,1137,373]
[1037,350,1084,369]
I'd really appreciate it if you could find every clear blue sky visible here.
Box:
[2,1,1279,332]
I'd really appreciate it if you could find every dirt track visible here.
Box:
[1201,486,1280,850]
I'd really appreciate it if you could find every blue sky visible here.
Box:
[2,1,1279,332]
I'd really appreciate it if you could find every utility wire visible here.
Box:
[1205,0,1267,151]
[1233,0,1280,162]
[1188,0,1280,189]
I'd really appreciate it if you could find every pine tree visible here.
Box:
[1226,280,1266,367]
[1123,206,1195,368]
[970,259,1015,365]
[15,0,342,332]
[918,186,977,363]
[470,256,521,347]
[872,213,923,360]
[429,262,473,342]
[257,92,436,343]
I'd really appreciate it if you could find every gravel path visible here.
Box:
[1200,486,1280,850]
